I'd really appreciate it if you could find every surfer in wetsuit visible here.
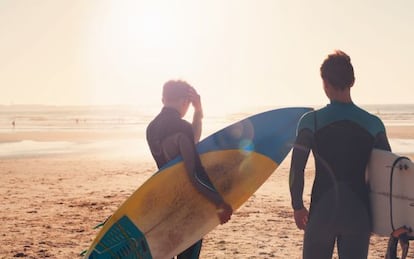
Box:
[146,80,233,259]
[289,50,391,259]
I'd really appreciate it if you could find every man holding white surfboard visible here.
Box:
[289,50,391,259]
[146,80,233,258]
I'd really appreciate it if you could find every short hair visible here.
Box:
[162,80,191,101]
[320,50,355,90]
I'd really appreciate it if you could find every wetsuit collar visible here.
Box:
[161,106,181,117]
[330,100,354,106]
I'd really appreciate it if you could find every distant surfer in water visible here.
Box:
[146,80,233,258]
[289,50,391,259]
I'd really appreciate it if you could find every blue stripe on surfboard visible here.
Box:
[161,107,311,170]
[88,216,152,259]
[198,107,311,164]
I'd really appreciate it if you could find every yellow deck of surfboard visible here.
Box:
[85,149,277,258]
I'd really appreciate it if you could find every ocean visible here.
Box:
[0,104,413,158]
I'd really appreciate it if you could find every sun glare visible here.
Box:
[84,1,185,105]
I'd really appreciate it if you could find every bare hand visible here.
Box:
[294,208,309,230]
[187,87,202,112]
[217,202,233,224]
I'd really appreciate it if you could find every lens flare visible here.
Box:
[239,139,254,154]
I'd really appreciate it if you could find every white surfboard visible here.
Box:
[367,149,414,237]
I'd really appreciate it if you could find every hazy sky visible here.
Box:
[1,0,413,113]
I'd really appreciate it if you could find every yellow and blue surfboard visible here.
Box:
[84,107,311,259]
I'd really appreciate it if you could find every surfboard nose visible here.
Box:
[198,107,312,164]
[237,107,312,164]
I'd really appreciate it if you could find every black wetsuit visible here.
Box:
[146,107,204,259]
[290,101,391,259]
[147,107,195,167]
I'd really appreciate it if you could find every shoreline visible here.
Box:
[0,125,413,160]
[1,124,413,142]
[0,130,143,143]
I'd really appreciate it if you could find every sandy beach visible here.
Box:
[1,0,413,257]
[1,125,413,259]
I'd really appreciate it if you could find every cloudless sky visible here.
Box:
[1,0,413,114]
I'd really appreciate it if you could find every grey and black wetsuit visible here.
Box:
[146,107,216,191]
[290,101,391,259]
[146,107,213,259]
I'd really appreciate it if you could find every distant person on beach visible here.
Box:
[12,120,15,129]
[289,50,391,259]
[146,80,233,258]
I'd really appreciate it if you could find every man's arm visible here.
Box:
[192,110,203,143]
[179,134,232,224]
[188,87,203,143]
[289,129,313,230]
[163,132,232,224]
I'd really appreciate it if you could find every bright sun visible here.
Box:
[84,1,184,105]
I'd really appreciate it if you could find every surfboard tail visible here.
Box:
[86,216,152,259]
